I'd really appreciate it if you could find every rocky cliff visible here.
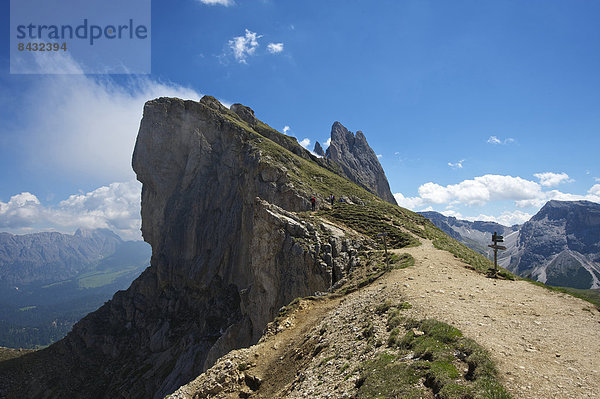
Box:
[314,122,397,205]
[506,200,600,289]
[0,97,399,399]
[313,141,325,157]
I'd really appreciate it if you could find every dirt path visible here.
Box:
[393,240,600,399]
[173,239,600,398]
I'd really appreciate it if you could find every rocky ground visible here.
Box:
[170,238,600,399]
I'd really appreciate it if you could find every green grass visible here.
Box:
[368,318,512,399]
[204,96,522,285]
[76,265,142,289]
[357,352,427,399]
[0,347,35,362]
[321,204,420,250]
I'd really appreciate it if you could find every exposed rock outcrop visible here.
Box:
[325,122,397,205]
[0,97,368,399]
[506,200,600,288]
[313,141,325,157]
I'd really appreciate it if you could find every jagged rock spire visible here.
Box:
[313,141,325,156]
[324,122,397,205]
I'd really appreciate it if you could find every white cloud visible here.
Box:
[448,159,464,169]
[324,138,331,148]
[401,176,600,227]
[229,29,262,64]
[463,210,533,226]
[440,209,463,219]
[393,192,425,210]
[0,181,142,240]
[267,42,284,54]
[283,125,291,134]
[198,0,234,5]
[299,138,311,149]
[515,186,600,208]
[487,136,501,144]
[416,175,543,206]
[487,136,514,145]
[589,184,600,197]
[18,60,199,183]
[534,172,572,187]
[377,154,383,159]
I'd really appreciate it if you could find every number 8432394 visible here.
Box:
[18,42,67,51]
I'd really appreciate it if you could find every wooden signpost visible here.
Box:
[377,232,390,269]
[488,232,506,275]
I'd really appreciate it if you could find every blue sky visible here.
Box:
[1,0,599,239]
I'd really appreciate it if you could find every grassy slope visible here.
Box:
[205,97,516,280]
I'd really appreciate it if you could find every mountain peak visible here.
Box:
[325,122,397,205]
[313,141,325,156]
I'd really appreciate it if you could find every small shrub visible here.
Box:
[375,300,392,314]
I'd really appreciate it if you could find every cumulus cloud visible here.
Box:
[416,175,543,206]
[466,210,532,226]
[377,154,383,159]
[324,138,331,148]
[198,0,233,5]
[440,209,463,219]
[515,187,600,208]
[396,175,599,225]
[267,42,284,54]
[534,172,573,187]
[0,181,142,240]
[299,138,311,149]
[283,125,290,134]
[487,136,514,145]
[393,192,425,210]
[437,208,532,226]
[448,159,464,169]
[17,59,200,183]
[396,173,600,213]
[228,29,262,64]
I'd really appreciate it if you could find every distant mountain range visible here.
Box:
[0,228,151,348]
[419,211,520,255]
[420,200,600,289]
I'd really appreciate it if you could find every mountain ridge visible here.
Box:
[0,228,124,285]
[314,121,397,205]
[420,201,600,289]
[0,228,151,349]
[1,96,599,398]
[0,96,416,398]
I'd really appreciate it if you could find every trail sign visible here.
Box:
[489,232,506,275]
[377,232,389,268]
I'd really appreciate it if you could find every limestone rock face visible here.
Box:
[325,122,397,205]
[506,200,600,289]
[313,141,325,157]
[2,97,362,399]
